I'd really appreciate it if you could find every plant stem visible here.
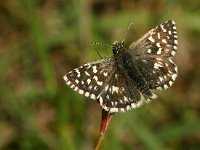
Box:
[95,109,114,150]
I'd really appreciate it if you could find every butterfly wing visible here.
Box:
[128,20,178,90]
[129,20,178,57]
[96,68,152,112]
[63,57,115,100]
[64,20,178,112]
[64,57,152,112]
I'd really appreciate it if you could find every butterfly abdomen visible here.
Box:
[121,52,153,99]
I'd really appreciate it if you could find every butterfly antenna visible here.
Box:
[90,42,111,59]
[122,22,134,43]
[90,42,110,48]
[95,48,103,59]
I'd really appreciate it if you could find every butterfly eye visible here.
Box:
[112,42,126,55]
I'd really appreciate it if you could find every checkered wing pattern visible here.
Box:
[64,58,114,101]
[64,20,178,113]
[64,58,149,112]
[96,68,149,112]
[129,20,178,90]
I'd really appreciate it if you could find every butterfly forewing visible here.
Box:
[64,58,115,100]
[129,20,178,90]
[129,20,178,57]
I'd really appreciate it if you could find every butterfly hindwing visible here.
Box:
[134,56,178,90]
[97,69,147,112]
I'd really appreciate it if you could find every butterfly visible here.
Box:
[63,20,178,112]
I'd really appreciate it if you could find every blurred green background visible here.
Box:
[0,0,200,150]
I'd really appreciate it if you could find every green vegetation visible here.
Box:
[0,0,200,149]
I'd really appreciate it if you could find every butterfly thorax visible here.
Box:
[112,41,126,55]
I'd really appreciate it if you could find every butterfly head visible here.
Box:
[112,41,126,55]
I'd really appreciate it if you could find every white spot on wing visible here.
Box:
[87,79,91,84]
[93,76,98,81]
[173,26,176,30]
[124,96,128,101]
[112,86,119,94]
[156,87,162,90]
[75,69,80,77]
[70,84,75,88]
[109,107,119,112]
[103,72,108,77]
[131,103,137,108]
[88,85,93,90]
[172,74,177,81]
[160,25,167,32]
[85,92,90,97]
[92,66,97,73]
[156,42,161,47]
[171,20,176,25]
[78,90,84,95]
[159,76,164,82]
[173,45,177,50]
[99,97,103,105]
[147,49,152,53]
[74,87,78,91]
[171,51,176,56]
[162,39,167,43]
[154,62,163,69]
[85,71,90,76]
[120,108,125,112]
[157,33,161,39]
[66,81,71,85]
[151,94,157,99]
[164,84,168,89]
[63,75,68,81]
[174,66,178,72]
[157,48,162,54]
[126,105,131,111]
[174,40,178,45]
[75,79,79,84]
[169,81,173,86]
[148,36,155,42]
[90,94,96,99]
[105,85,109,91]
[97,81,103,86]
